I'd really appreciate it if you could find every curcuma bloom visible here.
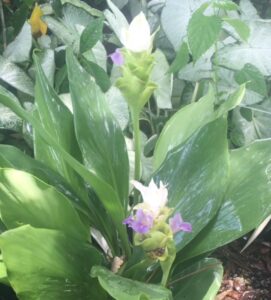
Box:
[120,12,152,53]
[123,180,192,236]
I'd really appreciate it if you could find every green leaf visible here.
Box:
[223,18,250,41]
[0,145,89,217]
[216,83,246,114]
[180,139,271,260]
[80,56,111,92]
[171,258,223,300]
[154,118,229,251]
[212,0,239,11]
[60,0,103,17]
[0,168,88,241]
[52,0,63,17]
[161,0,207,50]
[218,20,271,76]
[0,85,130,256]
[169,42,190,74]
[0,225,105,300]
[106,86,129,130]
[151,50,173,109]
[33,54,86,201]
[0,55,34,96]
[66,49,129,209]
[234,64,267,96]
[188,6,222,60]
[3,22,32,63]
[91,266,173,300]
[154,86,215,169]
[80,18,104,53]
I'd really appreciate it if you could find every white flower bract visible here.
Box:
[132,179,168,217]
[120,12,152,53]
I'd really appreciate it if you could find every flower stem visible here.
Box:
[132,109,141,182]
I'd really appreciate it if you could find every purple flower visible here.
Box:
[169,213,192,234]
[123,209,154,234]
[109,48,124,66]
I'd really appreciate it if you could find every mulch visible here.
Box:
[215,240,271,300]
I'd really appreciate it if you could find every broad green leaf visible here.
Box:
[223,18,250,41]
[234,64,267,96]
[106,86,129,130]
[66,49,129,209]
[218,20,271,76]
[80,18,104,53]
[161,0,207,50]
[151,50,173,109]
[0,56,34,95]
[0,85,130,256]
[38,49,55,85]
[180,139,271,260]
[33,54,86,200]
[0,169,88,241]
[154,118,229,251]
[0,225,105,300]
[84,41,107,71]
[43,16,78,51]
[178,47,213,81]
[154,86,215,169]
[0,145,90,219]
[188,6,222,60]
[3,22,32,63]
[216,83,246,114]
[60,0,103,17]
[230,102,271,146]
[80,56,111,92]
[169,42,190,74]
[91,266,172,300]
[171,258,223,300]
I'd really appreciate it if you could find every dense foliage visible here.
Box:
[0,0,271,299]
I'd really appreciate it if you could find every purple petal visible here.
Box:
[169,213,192,234]
[123,215,133,226]
[109,49,124,66]
[123,209,153,234]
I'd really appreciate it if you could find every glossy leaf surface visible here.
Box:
[91,266,172,300]
[0,85,130,256]
[0,168,88,241]
[0,225,105,300]
[33,54,86,199]
[154,86,215,169]
[180,140,271,260]
[0,145,89,217]
[66,49,129,210]
[154,118,229,251]
[170,258,223,300]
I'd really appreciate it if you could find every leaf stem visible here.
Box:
[132,109,141,180]
[191,81,199,103]
[131,109,141,203]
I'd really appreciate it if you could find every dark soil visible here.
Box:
[215,240,271,300]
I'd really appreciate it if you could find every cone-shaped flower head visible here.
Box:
[120,12,152,53]
[29,3,47,36]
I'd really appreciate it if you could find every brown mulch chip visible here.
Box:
[215,240,271,300]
